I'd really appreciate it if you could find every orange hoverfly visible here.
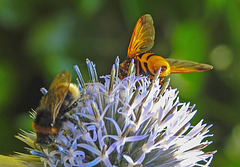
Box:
[119,14,213,80]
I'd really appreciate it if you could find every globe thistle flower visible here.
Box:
[14,57,216,167]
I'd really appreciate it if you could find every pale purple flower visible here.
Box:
[14,57,216,167]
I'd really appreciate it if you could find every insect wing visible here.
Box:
[166,58,213,73]
[127,14,155,58]
[42,70,71,124]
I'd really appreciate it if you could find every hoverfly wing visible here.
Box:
[127,14,155,58]
[166,58,213,74]
[42,70,71,124]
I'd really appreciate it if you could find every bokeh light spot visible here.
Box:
[209,45,233,71]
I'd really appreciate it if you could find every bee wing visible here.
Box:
[127,14,155,58]
[166,58,213,73]
[43,70,71,124]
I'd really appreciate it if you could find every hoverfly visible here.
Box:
[119,14,213,80]
[32,70,80,146]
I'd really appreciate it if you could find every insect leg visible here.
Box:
[63,114,88,132]
[33,142,48,158]
[159,77,164,85]
[62,100,79,114]
[136,59,140,76]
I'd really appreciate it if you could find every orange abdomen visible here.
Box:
[137,53,171,77]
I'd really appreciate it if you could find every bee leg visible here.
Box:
[64,114,79,125]
[33,142,38,150]
[34,142,48,158]
[39,145,45,155]
[62,114,84,127]
[63,100,79,114]
[63,114,88,132]
[34,142,43,152]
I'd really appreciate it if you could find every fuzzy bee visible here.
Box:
[32,70,80,146]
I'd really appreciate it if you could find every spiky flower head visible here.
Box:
[14,57,216,167]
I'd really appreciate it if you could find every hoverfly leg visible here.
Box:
[136,59,140,76]
[159,77,164,85]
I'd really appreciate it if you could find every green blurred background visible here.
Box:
[0,0,239,166]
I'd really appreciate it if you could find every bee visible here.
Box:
[119,14,213,80]
[32,70,80,146]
